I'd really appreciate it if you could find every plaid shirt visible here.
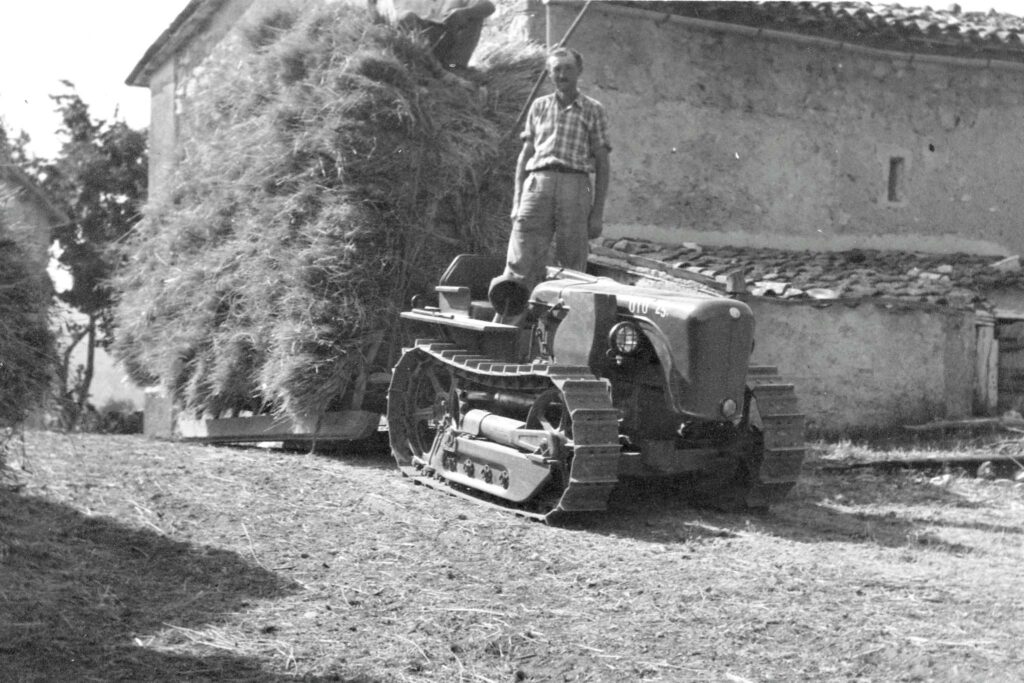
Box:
[522,92,611,173]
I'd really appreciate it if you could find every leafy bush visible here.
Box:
[0,238,57,453]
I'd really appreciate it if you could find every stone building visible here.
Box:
[130,0,1024,257]
[545,1,1024,257]
[0,161,65,275]
[126,0,1024,434]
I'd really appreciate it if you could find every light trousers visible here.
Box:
[503,170,592,291]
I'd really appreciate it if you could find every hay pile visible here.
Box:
[0,238,56,433]
[113,2,543,420]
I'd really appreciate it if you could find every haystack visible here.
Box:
[113,2,544,420]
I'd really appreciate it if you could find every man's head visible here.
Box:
[546,47,583,98]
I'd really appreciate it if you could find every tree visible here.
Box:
[0,122,32,167]
[20,85,148,428]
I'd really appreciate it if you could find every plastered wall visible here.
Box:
[0,179,52,272]
[540,2,1024,257]
[747,297,976,436]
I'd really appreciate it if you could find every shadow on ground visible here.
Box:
[558,467,985,555]
[280,434,1008,557]
[0,489,380,682]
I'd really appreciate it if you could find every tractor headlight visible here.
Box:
[609,322,641,356]
[721,398,738,419]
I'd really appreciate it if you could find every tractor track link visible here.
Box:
[744,365,806,508]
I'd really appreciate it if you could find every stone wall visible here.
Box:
[747,297,977,436]
[539,1,1024,257]
[146,1,1024,256]
[146,0,281,202]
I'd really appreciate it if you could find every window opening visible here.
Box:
[887,157,904,203]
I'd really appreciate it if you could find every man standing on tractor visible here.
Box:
[501,47,612,300]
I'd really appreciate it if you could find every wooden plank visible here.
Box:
[988,337,1000,414]
[349,333,385,410]
[177,410,381,443]
[821,454,1024,473]
[997,365,1024,387]
[975,321,998,415]
[400,309,519,333]
[996,320,1024,337]
[996,321,1024,347]
[994,308,1024,322]
[587,246,729,293]
[905,416,1024,432]
[997,350,1024,371]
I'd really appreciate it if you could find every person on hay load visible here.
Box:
[368,0,496,69]
[492,46,612,324]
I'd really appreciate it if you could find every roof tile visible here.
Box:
[596,237,1024,309]
[613,1,1024,62]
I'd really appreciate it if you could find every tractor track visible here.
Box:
[388,348,805,521]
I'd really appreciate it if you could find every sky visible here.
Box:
[1,0,1024,159]
[0,1,188,158]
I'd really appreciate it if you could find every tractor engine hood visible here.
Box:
[532,275,754,420]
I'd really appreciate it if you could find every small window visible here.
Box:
[887,157,905,203]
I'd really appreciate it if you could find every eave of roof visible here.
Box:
[569,1,1024,65]
[126,0,236,88]
[0,164,69,227]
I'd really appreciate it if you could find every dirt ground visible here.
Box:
[1,430,1022,682]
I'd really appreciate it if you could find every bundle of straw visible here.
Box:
[113,2,544,420]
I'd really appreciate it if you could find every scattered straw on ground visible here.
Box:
[2,431,1022,681]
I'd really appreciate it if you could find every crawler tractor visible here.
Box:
[387,255,805,520]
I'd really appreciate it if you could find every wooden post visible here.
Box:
[349,332,385,410]
[974,313,997,415]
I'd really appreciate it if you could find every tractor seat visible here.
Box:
[435,285,496,321]
[434,254,505,321]
[438,254,505,300]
